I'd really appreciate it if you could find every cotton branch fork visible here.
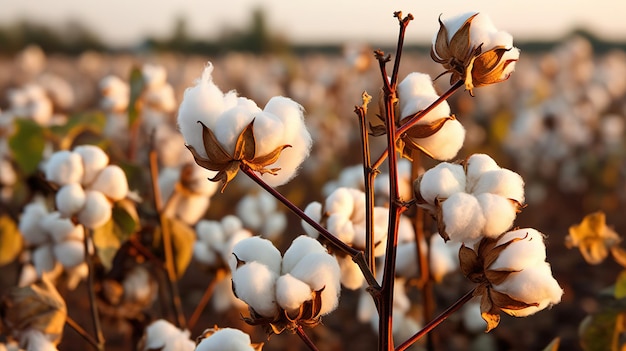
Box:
[149,134,187,329]
[81,228,105,351]
[395,287,476,351]
[354,92,377,272]
[239,165,380,290]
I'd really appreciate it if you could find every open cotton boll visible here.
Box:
[251,111,285,157]
[53,241,84,268]
[196,220,225,246]
[193,242,219,266]
[276,274,313,313]
[302,201,322,238]
[261,212,287,240]
[19,201,49,245]
[195,328,255,351]
[89,165,129,201]
[337,255,365,290]
[236,195,262,230]
[476,193,517,238]
[229,236,282,274]
[232,261,279,317]
[218,229,253,266]
[493,262,563,317]
[434,12,478,47]
[45,150,84,185]
[441,193,485,244]
[281,235,327,275]
[221,215,243,235]
[77,191,112,229]
[465,153,500,192]
[326,213,355,244]
[73,145,109,186]
[473,169,525,204]
[419,162,466,204]
[141,319,195,351]
[490,228,547,271]
[289,252,341,315]
[257,191,278,216]
[325,187,355,219]
[410,118,465,161]
[32,245,56,274]
[42,212,83,242]
[55,184,86,217]
[214,105,258,155]
[400,93,452,123]
[123,266,155,303]
[398,72,437,103]
[429,235,461,282]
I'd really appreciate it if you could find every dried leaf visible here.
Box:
[567,211,621,265]
[542,337,560,351]
[612,246,626,269]
[0,215,23,267]
[162,217,196,278]
[92,217,121,272]
[0,275,67,344]
[403,116,455,139]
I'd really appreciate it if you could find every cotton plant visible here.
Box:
[137,319,195,351]
[177,62,312,190]
[193,215,251,312]
[140,63,177,134]
[17,199,89,289]
[159,163,220,225]
[414,153,525,246]
[195,327,263,351]
[44,144,130,229]
[98,75,130,143]
[229,235,341,334]
[235,191,287,241]
[301,187,389,289]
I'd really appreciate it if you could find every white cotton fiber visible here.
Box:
[441,193,485,244]
[55,183,86,217]
[142,319,195,351]
[73,145,109,186]
[261,212,287,240]
[229,236,282,274]
[221,215,243,235]
[251,111,285,157]
[472,169,525,204]
[281,235,327,274]
[193,241,219,266]
[419,162,466,204]
[289,252,341,315]
[32,244,56,274]
[214,105,257,155]
[411,118,465,161]
[195,220,225,246]
[398,72,437,103]
[236,195,262,230]
[337,255,365,290]
[465,153,500,192]
[77,191,112,229]
[276,273,313,312]
[45,150,84,185]
[476,193,517,238]
[231,261,278,317]
[53,240,85,268]
[429,234,461,282]
[490,228,546,271]
[175,195,210,225]
[325,187,355,218]
[42,211,83,242]
[302,201,322,238]
[19,201,49,245]
[326,213,355,244]
[89,165,128,201]
[195,328,254,351]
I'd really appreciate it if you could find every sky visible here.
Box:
[1,0,625,46]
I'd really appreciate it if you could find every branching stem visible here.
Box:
[296,325,319,351]
[83,226,105,351]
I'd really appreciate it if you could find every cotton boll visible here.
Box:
[465,153,500,192]
[400,94,452,123]
[435,12,479,46]
[212,274,247,313]
[419,162,466,205]
[89,165,129,201]
[281,235,327,274]
[441,193,485,244]
[490,228,547,271]
[229,236,282,274]
[261,212,287,240]
[123,266,155,303]
[175,195,210,225]
[196,220,225,246]
[236,195,262,230]
[218,229,253,265]
[195,328,254,351]
[410,118,465,161]
[213,106,257,155]
[259,96,312,187]
[183,164,219,196]
[276,274,313,313]
[53,240,85,268]
[251,111,285,157]
[99,75,129,112]
[73,145,109,186]
[337,255,365,290]
[476,193,517,238]
[326,213,355,244]
[429,235,461,282]
[290,252,341,315]
[473,169,525,204]
[398,72,437,103]
[221,215,243,235]
[45,150,84,185]
[42,212,84,242]
[232,261,278,317]
[32,244,56,274]
[325,187,355,219]
[55,184,86,217]
[193,242,219,266]
[302,201,322,238]
[77,191,112,229]
[493,262,563,317]
[19,201,49,245]
[141,319,195,351]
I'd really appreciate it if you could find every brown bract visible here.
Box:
[431,14,518,96]
[567,211,624,266]
[241,287,325,336]
[459,235,538,332]
[397,114,456,160]
[186,119,290,192]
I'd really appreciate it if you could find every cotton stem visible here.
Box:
[83,226,105,351]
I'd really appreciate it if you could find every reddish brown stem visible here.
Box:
[395,287,476,351]
[296,325,319,351]
[66,315,101,350]
[187,269,226,329]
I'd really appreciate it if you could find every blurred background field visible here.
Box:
[1,2,626,351]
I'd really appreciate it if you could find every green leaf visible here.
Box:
[0,215,23,266]
[164,217,196,278]
[615,270,626,299]
[91,217,121,272]
[128,66,144,126]
[112,201,137,241]
[8,119,45,174]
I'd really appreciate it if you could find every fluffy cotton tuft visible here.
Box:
[77,191,112,229]
[289,252,341,315]
[229,236,282,274]
[281,235,327,274]
[476,193,517,238]
[465,153,500,192]
[141,319,195,351]
[275,274,313,313]
[412,118,465,161]
[195,328,255,351]
[489,228,547,271]
[42,212,83,242]
[429,234,461,282]
[441,193,485,244]
[419,163,466,204]
[45,150,84,185]
[473,169,525,203]
[89,165,129,201]
[302,201,322,238]
[73,145,109,185]
[55,183,86,217]
[53,240,85,268]
[19,201,50,245]
[232,261,279,317]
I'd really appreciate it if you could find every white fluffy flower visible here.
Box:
[77,191,112,229]
[195,328,255,351]
[89,165,129,201]
[73,145,109,186]
[55,184,86,218]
